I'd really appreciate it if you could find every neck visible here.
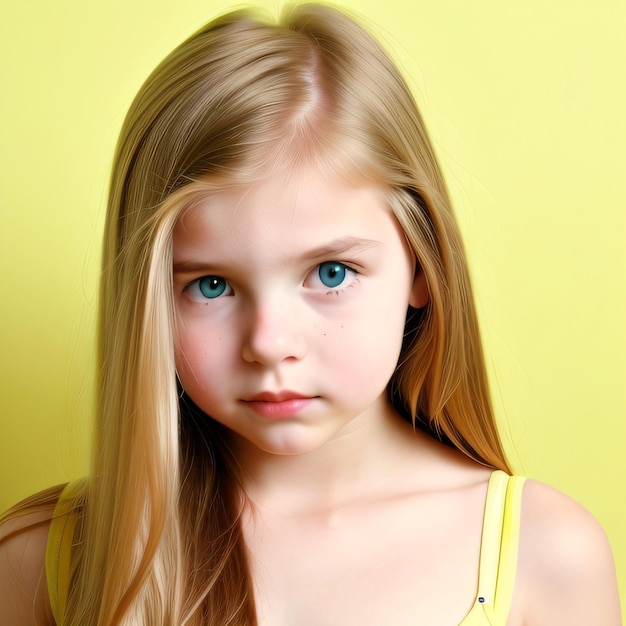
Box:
[231,401,428,517]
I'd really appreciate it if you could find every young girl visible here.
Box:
[0,3,621,625]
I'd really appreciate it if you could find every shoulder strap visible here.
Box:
[45,479,84,625]
[474,471,526,621]
[493,474,526,615]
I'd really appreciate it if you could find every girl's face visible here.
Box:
[173,167,427,457]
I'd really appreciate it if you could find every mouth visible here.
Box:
[241,391,316,419]
[244,391,313,403]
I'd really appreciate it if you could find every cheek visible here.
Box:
[174,323,232,399]
[175,338,204,398]
[319,303,408,392]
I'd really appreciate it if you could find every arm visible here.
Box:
[515,479,622,625]
[0,506,56,626]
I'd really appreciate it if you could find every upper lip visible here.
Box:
[243,391,312,402]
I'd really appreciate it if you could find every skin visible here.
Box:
[0,509,55,625]
[0,167,621,624]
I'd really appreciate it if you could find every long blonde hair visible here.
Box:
[25,4,511,624]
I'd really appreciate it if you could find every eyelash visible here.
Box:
[183,260,360,301]
[305,261,359,294]
[185,275,232,300]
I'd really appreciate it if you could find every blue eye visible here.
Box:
[318,262,350,288]
[304,261,357,292]
[197,276,230,299]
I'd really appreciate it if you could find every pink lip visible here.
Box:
[242,391,314,419]
[246,391,310,402]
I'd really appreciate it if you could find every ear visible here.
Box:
[409,268,429,308]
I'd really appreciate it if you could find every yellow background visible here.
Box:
[1,0,624,613]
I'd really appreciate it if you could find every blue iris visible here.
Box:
[318,262,347,288]
[198,276,228,299]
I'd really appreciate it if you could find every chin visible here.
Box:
[241,428,337,458]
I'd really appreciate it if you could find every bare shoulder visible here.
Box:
[0,492,59,626]
[513,479,622,626]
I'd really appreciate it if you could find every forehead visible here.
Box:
[173,168,396,251]
[170,167,419,291]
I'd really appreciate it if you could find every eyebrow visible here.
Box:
[299,236,382,261]
[173,236,382,274]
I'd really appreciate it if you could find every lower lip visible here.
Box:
[243,398,313,419]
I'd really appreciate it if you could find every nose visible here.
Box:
[241,297,307,366]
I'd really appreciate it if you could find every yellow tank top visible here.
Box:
[45,478,84,625]
[46,471,525,625]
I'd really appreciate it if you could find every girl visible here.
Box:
[0,3,620,625]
